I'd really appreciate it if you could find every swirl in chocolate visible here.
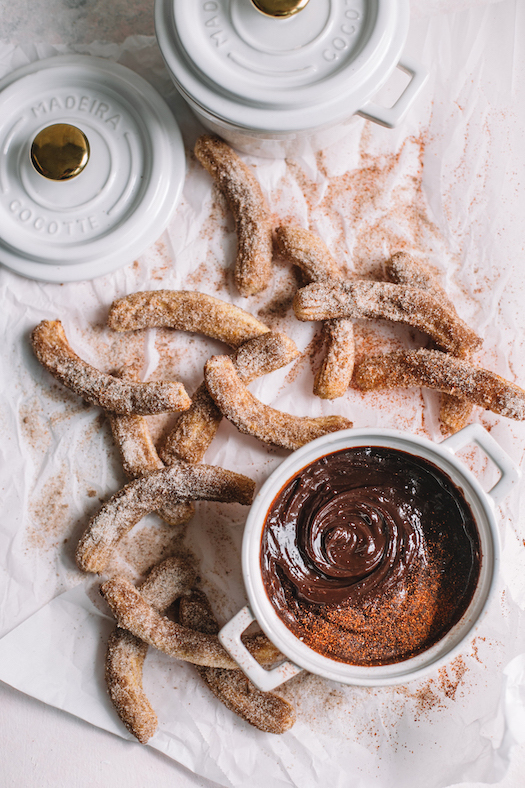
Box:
[261,447,481,665]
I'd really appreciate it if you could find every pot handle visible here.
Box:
[218,605,303,692]
[441,423,520,504]
[357,56,429,128]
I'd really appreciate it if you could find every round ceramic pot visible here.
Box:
[219,424,520,690]
[155,0,429,157]
[0,55,186,282]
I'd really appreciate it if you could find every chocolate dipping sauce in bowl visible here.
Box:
[219,424,520,690]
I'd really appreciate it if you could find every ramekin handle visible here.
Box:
[219,606,302,692]
[441,423,521,504]
[357,56,429,128]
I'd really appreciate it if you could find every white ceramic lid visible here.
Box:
[0,55,186,282]
[155,0,418,132]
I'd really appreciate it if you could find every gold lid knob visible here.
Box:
[30,123,90,181]
[250,0,310,18]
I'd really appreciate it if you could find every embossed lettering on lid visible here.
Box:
[155,0,421,134]
[0,55,185,282]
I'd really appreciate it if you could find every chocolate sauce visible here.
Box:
[260,447,481,666]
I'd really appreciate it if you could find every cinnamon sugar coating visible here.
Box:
[108,368,194,527]
[105,556,197,743]
[76,462,255,574]
[105,631,153,743]
[274,224,343,283]
[275,224,355,399]
[438,395,475,434]
[353,348,525,420]
[108,290,270,348]
[31,320,191,416]
[293,281,482,358]
[101,577,282,669]
[384,251,451,305]
[314,318,355,400]
[179,591,296,734]
[384,251,476,432]
[204,355,352,451]
[194,135,273,297]
[160,331,299,465]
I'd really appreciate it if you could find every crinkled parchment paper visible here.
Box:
[1,3,525,787]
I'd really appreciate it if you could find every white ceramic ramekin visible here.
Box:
[155,0,428,157]
[219,424,520,690]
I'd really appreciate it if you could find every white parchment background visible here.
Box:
[1,2,525,787]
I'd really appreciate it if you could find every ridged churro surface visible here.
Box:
[101,577,281,668]
[275,225,355,399]
[105,556,198,743]
[314,318,355,400]
[31,320,191,415]
[108,368,194,527]
[161,332,299,465]
[294,281,481,358]
[179,591,296,734]
[195,135,273,296]
[108,290,270,348]
[274,224,343,282]
[354,349,525,419]
[384,251,476,431]
[76,462,255,574]
[204,355,352,450]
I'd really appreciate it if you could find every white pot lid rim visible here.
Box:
[156,0,411,131]
[0,55,186,283]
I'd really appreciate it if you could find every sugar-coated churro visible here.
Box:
[275,225,355,399]
[293,281,481,358]
[107,290,270,348]
[137,554,198,612]
[204,355,352,450]
[31,320,191,416]
[179,591,296,734]
[384,251,476,431]
[108,367,194,527]
[105,630,153,743]
[194,135,273,296]
[105,556,197,743]
[353,348,525,420]
[384,251,451,305]
[438,394,474,433]
[160,332,300,465]
[76,462,255,574]
[101,577,282,668]
[314,318,355,400]
[274,224,343,283]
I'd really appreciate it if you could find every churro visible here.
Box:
[314,318,355,400]
[194,135,273,296]
[384,251,476,431]
[160,332,300,465]
[107,290,270,347]
[179,591,296,734]
[274,224,343,283]
[384,251,451,305]
[105,556,197,743]
[108,367,194,527]
[31,320,191,416]
[76,462,255,574]
[275,225,355,399]
[105,630,153,743]
[293,281,481,358]
[101,577,282,668]
[353,348,525,420]
[204,355,352,451]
